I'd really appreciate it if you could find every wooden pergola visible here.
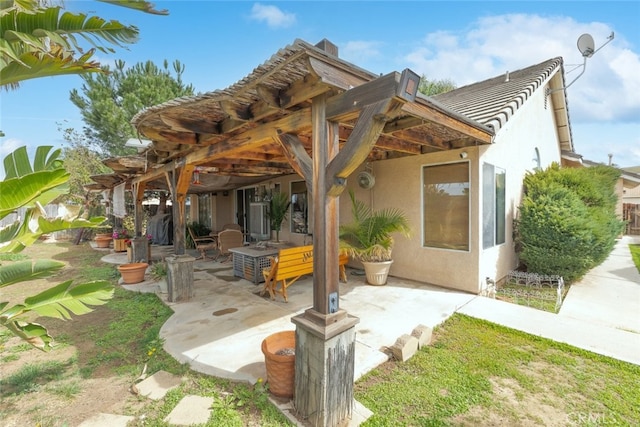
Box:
[103,39,493,426]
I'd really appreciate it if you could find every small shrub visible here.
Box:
[515,163,624,282]
[150,261,167,280]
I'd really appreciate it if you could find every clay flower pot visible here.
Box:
[117,262,149,284]
[94,236,112,248]
[261,330,295,398]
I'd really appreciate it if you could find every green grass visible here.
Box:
[630,244,640,273]
[355,314,640,426]
[0,359,73,395]
[496,283,568,313]
[75,287,186,378]
[0,253,29,262]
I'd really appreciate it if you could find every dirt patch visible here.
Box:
[0,240,145,426]
[451,375,570,426]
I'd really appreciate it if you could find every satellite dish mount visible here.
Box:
[547,32,614,97]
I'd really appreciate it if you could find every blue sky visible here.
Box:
[2,1,639,176]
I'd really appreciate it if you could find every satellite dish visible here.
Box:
[577,33,595,58]
[357,171,375,189]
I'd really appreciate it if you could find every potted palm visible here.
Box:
[267,191,291,243]
[339,190,411,285]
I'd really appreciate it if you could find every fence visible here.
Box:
[623,203,640,235]
[495,271,566,313]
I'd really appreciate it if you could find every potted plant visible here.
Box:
[267,191,291,243]
[112,229,130,252]
[339,190,411,285]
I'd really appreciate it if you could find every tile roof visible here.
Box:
[432,58,564,134]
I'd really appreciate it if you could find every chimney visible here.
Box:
[315,39,338,57]
[505,71,510,82]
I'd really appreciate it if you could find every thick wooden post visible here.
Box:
[133,182,145,238]
[292,94,359,427]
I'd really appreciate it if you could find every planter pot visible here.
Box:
[95,233,112,239]
[114,238,128,252]
[261,330,295,398]
[362,260,393,286]
[94,236,112,248]
[117,262,149,284]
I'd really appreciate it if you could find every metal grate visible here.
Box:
[232,252,273,285]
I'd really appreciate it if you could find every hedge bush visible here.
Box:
[515,163,624,283]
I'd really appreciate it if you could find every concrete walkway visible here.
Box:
[86,235,640,426]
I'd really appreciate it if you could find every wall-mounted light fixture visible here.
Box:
[460,151,468,159]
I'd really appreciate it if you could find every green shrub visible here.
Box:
[515,163,624,282]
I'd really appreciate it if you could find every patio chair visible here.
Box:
[187,226,218,260]
[221,223,242,232]
[216,229,244,262]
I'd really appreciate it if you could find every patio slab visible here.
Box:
[158,264,477,384]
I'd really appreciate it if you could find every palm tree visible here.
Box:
[339,190,411,263]
[268,192,291,242]
[0,0,167,89]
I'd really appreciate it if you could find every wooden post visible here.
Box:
[133,182,145,238]
[289,69,420,426]
[292,94,359,427]
[130,236,148,263]
[165,254,195,302]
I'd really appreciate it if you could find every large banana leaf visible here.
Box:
[24,280,114,319]
[0,279,114,351]
[3,145,62,178]
[0,46,101,87]
[0,214,106,252]
[98,0,169,16]
[1,6,139,53]
[0,169,70,218]
[2,319,54,351]
[0,259,65,288]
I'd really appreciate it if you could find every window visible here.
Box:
[290,181,308,234]
[482,163,506,248]
[423,162,469,251]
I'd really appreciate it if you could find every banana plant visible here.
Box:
[0,0,168,88]
[0,145,113,351]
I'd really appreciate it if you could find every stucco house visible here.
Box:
[113,39,580,295]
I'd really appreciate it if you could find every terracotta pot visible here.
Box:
[95,233,112,239]
[117,262,148,284]
[261,330,295,398]
[94,236,112,248]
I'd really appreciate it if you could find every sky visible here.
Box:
[2,1,639,178]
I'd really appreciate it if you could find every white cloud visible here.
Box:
[249,3,295,29]
[342,40,384,63]
[404,13,640,125]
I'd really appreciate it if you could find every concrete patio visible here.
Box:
[155,259,476,384]
[101,235,640,388]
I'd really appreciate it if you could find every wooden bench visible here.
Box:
[261,245,349,302]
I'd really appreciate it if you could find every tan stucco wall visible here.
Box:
[206,80,564,294]
[477,84,564,292]
[342,151,481,294]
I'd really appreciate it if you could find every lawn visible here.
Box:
[630,244,640,273]
[355,314,640,426]
[2,241,638,426]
